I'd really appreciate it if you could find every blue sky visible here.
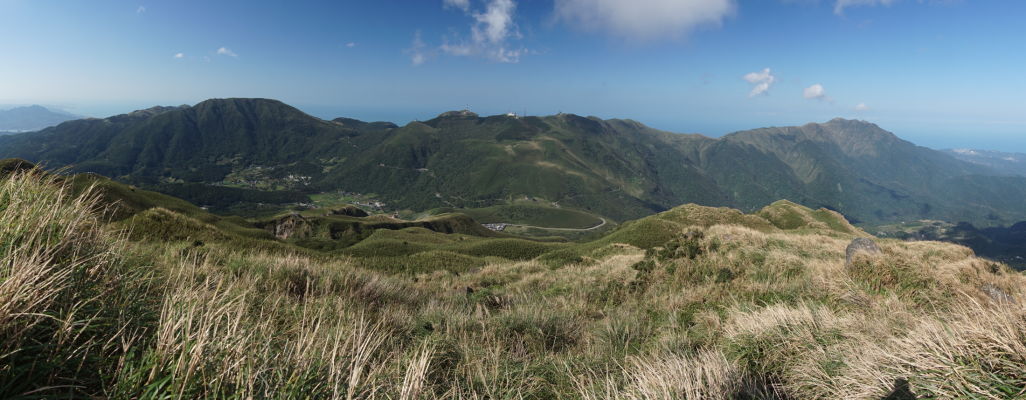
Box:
[1,0,1024,151]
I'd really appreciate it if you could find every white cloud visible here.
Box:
[440,42,474,56]
[832,0,956,16]
[473,0,516,44]
[406,31,429,66]
[803,83,827,100]
[136,5,146,13]
[743,68,775,97]
[173,53,185,59]
[444,0,471,12]
[834,0,896,15]
[346,42,357,48]
[553,0,734,40]
[854,103,870,111]
[216,47,238,57]
[432,0,526,63]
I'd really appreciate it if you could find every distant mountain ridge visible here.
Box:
[944,148,1026,177]
[0,105,80,133]
[0,98,1024,226]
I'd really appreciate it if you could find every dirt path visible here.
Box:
[505,218,607,232]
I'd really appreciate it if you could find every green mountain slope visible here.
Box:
[2,98,1024,226]
[721,118,1026,224]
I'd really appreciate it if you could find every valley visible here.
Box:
[871,219,1026,270]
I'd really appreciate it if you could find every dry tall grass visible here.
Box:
[0,170,145,397]
[3,170,1026,398]
[572,350,748,400]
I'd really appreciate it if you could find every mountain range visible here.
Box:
[944,148,1026,177]
[0,105,80,133]
[1,97,1024,227]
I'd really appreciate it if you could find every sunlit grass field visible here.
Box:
[3,167,1025,399]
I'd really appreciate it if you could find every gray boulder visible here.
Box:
[980,284,1015,304]
[845,237,882,267]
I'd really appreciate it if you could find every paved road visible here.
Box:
[506,218,607,232]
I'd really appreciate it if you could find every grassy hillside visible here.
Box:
[4,168,1025,398]
[438,203,605,229]
[257,211,505,249]
[4,98,1026,227]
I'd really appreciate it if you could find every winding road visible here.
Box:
[504,218,607,232]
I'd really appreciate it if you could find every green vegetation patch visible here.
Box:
[453,203,604,229]
[354,250,488,274]
[757,200,863,236]
[340,228,568,270]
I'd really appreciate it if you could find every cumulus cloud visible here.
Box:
[216,47,238,57]
[444,0,471,12]
[346,42,357,48]
[834,0,896,15]
[173,53,185,59]
[137,5,146,13]
[803,83,827,100]
[406,31,430,66]
[743,68,775,97]
[553,0,734,40]
[432,0,526,63]
[473,0,517,44]
[854,103,870,111]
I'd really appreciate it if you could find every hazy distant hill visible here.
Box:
[0,105,79,133]
[1,98,1025,226]
[944,148,1026,176]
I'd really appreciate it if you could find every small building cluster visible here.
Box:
[354,200,386,210]
[482,223,508,231]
